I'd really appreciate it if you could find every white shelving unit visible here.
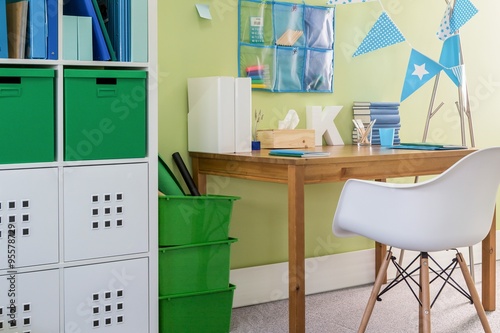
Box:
[0,1,158,332]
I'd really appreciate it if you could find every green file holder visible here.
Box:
[64,69,147,161]
[0,68,55,164]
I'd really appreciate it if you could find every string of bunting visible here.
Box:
[326,0,478,102]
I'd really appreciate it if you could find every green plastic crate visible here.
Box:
[159,284,235,333]
[64,69,147,161]
[159,238,237,296]
[158,194,239,246]
[0,68,55,164]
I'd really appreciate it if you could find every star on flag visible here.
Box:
[412,64,429,80]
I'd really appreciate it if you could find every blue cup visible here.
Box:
[379,128,395,147]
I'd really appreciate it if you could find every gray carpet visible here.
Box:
[230,261,500,332]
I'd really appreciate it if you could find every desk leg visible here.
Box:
[375,242,387,284]
[482,208,496,311]
[288,165,306,333]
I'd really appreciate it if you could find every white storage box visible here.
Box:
[188,76,252,153]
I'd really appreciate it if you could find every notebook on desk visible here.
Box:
[269,149,331,157]
[389,143,468,150]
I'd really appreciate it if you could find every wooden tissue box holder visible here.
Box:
[256,129,315,149]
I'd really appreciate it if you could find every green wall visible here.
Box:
[158,0,500,269]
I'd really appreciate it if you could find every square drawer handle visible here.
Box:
[0,87,21,97]
[97,88,117,97]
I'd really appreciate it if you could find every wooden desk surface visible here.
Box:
[190,145,476,183]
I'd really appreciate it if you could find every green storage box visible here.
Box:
[159,284,235,333]
[0,68,55,164]
[158,194,239,246]
[159,238,237,296]
[64,69,147,161]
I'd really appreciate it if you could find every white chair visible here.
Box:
[333,147,500,333]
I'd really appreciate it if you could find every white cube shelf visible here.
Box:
[0,168,59,270]
[0,269,60,332]
[63,163,149,261]
[64,258,149,332]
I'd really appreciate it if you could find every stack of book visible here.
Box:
[352,101,401,145]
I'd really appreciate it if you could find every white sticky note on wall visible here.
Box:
[195,4,212,20]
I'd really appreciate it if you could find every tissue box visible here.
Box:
[256,129,315,149]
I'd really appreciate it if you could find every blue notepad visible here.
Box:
[389,143,467,151]
[269,150,330,157]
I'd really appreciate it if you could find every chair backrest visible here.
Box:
[333,147,500,252]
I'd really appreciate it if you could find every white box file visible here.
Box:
[63,163,149,261]
[0,269,60,331]
[64,258,149,333]
[234,77,252,152]
[188,76,252,153]
[0,168,59,270]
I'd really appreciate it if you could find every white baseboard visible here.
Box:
[230,230,500,308]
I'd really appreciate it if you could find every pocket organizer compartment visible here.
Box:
[238,0,335,93]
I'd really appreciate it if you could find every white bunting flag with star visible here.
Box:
[401,49,444,102]
[437,3,454,41]
[437,0,478,40]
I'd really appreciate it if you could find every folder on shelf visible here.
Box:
[91,0,116,61]
[46,0,58,59]
[107,0,131,62]
[62,15,78,60]
[64,0,112,61]
[77,16,92,60]
[26,0,47,59]
[1,0,10,58]
[130,0,147,62]
[6,0,28,59]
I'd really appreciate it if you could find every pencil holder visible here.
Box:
[356,126,372,146]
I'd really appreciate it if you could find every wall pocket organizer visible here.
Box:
[238,0,335,92]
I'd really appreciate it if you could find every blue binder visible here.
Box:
[0,0,8,58]
[46,0,58,59]
[64,0,111,61]
[26,0,47,59]
[107,0,130,62]
[91,0,116,61]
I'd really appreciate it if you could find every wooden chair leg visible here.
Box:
[456,253,492,333]
[419,253,431,333]
[358,250,392,333]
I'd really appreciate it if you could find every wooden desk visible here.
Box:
[190,145,496,333]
